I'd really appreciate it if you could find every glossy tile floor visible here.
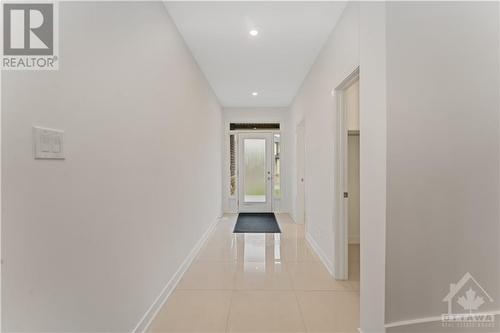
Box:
[150,213,360,333]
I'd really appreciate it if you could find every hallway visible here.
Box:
[150,214,360,332]
[2,1,499,332]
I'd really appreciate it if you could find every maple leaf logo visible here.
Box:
[457,288,485,313]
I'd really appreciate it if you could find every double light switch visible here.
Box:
[33,126,65,159]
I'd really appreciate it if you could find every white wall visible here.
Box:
[346,80,359,131]
[289,3,360,272]
[221,107,291,214]
[289,2,387,332]
[290,3,499,331]
[385,2,499,329]
[1,2,221,332]
[358,3,387,331]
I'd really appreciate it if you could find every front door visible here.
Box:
[238,133,273,212]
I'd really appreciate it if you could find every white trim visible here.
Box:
[295,120,305,225]
[385,315,442,329]
[238,132,274,213]
[333,67,360,281]
[131,218,220,333]
[0,46,3,331]
[305,232,334,276]
[385,310,500,329]
[222,120,283,214]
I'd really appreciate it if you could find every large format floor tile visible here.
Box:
[234,261,293,290]
[227,290,306,332]
[149,214,360,332]
[280,239,320,262]
[296,291,360,333]
[288,261,352,291]
[149,290,232,332]
[234,233,282,263]
[196,237,238,262]
[177,261,236,290]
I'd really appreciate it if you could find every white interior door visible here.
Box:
[238,133,273,212]
[296,122,305,224]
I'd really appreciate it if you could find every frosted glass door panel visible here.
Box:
[244,139,266,203]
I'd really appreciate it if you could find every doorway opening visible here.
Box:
[228,124,281,213]
[333,67,360,281]
[296,120,305,224]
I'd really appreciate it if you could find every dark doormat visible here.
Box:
[233,213,281,233]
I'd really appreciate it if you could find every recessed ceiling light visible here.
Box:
[252,92,258,96]
[249,29,259,37]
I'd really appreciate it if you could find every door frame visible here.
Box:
[237,132,274,212]
[295,120,305,224]
[333,67,359,280]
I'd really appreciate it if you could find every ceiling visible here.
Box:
[165,2,346,108]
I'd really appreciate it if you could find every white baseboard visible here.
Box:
[131,218,219,333]
[305,232,334,276]
[385,315,442,329]
[385,309,500,329]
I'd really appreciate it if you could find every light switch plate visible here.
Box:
[33,126,65,159]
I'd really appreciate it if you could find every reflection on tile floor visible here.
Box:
[149,213,360,333]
